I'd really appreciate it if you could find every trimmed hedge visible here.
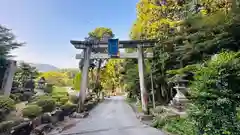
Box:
[60,103,77,116]
[22,105,42,119]
[44,83,54,93]
[69,94,78,104]
[0,121,15,133]
[36,98,56,113]
[30,95,56,113]
[0,96,15,113]
[52,93,69,106]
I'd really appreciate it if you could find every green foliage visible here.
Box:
[21,91,34,101]
[10,93,21,103]
[0,96,15,122]
[189,51,240,135]
[128,0,240,105]
[51,87,69,106]
[0,25,23,58]
[163,117,197,135]
[0,96,15,112]
[58,68,79,79]
[30,95,50,102]
[14,62,39,88]
[69,95,78,104]
[22,105,42,119]
[88,27,114,40]
[122,59,140,100]
[73,72,81,91]
[34,96,56,112]
[92,83,103,95]
[38,71,71,87]
[0,120,23,133]
[44,83,54,93]
[167,64,200,76]
[152,115,169,129]
[87,27,115,96]
[0,121,15,133]
[60,102,77,113]
[100,59,124,92]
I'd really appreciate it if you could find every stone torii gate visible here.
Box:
[70,39,156,114]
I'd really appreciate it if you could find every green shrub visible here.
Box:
[0,121,15,133]
[60,103,77,115]
[189,51,240,135]
[52,92,69,106]
[22,91,34,101]
[73,72,81,91]
[0,96,15,113]
[61,103,77,110]
[59,97,69,105]
[0,119,24,133]
[152,106,165,114]
[152,116,169,129]
[10,93,21,103]
[69,95,78,104]
[33,95,56,112]
[44,83,54,93]
[29,95,50,103]
[36,98,55,113]
[22,105,42,119]
[163,117,197,135]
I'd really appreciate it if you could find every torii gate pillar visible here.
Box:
[77,46,92,113]
[137,45,148,113]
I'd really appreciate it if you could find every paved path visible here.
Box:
[60,96,166,135]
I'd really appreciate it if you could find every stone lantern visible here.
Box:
[169,71,194,114]
[38,77,46,89]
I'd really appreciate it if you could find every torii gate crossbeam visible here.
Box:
[71,39,156,114]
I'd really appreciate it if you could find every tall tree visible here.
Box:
[100,59,124,94]
[0,25,23,89]
[0,25,24,59]
[14,62,39,88]
[127,0,240,104]
[88,27,114,40]
[87,27,114,91]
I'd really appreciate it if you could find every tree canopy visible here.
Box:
[0,25,23,59]
[88,27,114,40]
[38,70,75,87]
[14,62,39,88]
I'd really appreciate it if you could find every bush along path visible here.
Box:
[47,93,104,135]
[0,86,103,135]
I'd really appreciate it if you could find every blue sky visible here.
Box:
[0,0,138,68]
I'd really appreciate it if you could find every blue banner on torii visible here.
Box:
[108,39,119,58]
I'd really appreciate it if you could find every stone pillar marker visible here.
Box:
[2,60,17,97]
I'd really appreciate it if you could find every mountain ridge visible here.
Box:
[29,63,59,72]
[17,60,59,72]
